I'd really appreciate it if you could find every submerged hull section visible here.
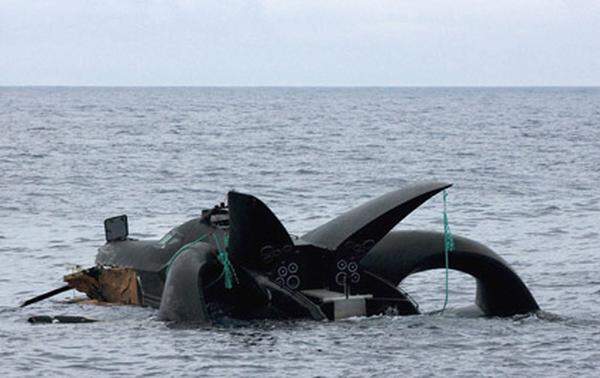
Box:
[361,230,539,316]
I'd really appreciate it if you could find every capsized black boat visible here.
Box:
[25,181,539,322]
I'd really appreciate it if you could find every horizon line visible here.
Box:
[1,84,599,89]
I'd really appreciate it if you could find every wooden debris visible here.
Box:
[64,267,141,305]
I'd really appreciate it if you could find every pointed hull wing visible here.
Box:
[301,181,451,253]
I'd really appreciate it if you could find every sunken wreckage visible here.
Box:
[32,181,540,322]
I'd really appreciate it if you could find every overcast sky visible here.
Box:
[1,0,599,86]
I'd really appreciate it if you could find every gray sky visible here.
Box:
[1,0,599,86]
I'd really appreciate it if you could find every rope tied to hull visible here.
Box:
[164,232,238,290]
[212,233,238,289]
[164,233,211,275]
[441,189,455,313]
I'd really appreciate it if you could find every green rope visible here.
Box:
[223,233,239,285]
[441,189,455,313]
[157,230,176,247]
[163,231,237,290]
[212,233,237,289]
[164,233,210,275]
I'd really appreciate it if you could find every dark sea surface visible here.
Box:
[1,87,599,377]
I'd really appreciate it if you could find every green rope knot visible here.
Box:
[441,189,455,313]
[443,190,455,253]
[212,233,237,289]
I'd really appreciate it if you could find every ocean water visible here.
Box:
[1,87,599,377]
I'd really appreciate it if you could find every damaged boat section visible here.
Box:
[22,181,540,324]
[64,267,142,306]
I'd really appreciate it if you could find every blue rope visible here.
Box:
[441,189,455,313]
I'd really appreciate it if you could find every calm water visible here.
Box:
[1,87,599,377]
